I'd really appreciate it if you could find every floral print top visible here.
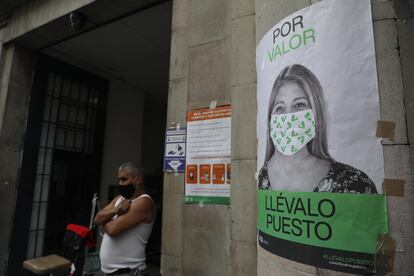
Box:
[258,160,377,194]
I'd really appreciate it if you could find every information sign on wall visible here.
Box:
[185,105,231,205]
[163,127,186,173]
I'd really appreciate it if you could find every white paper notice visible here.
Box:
[185,105,231,204]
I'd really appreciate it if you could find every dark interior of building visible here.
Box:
[7,1,172,275]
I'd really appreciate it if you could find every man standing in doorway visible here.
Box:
[94,162,155,276]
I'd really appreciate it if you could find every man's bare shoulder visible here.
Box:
[130,195,155,222]
[131,195,153,209]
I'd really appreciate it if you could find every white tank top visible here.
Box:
[100,194,155,273]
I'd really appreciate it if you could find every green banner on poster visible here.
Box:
[185,196,230,205]
[258,190,388,254]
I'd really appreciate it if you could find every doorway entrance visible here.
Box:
[8,55,108,275]
[8,1,171,275]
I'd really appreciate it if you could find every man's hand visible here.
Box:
[93,196,121,226]
[104,196,155,237]
[116,199,131,215]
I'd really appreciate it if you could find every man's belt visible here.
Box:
[107,267,131,275]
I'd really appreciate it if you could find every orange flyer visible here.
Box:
[199,164,211,184]
[213,164,225,184]
[186,165,198,184]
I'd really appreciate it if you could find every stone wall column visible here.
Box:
[230,0,257,275]
[162,0,235,275]
[160,0,190,275]
[0,45,34,275]
[388,0,414,274]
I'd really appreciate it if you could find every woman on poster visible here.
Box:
[258,64,377,193]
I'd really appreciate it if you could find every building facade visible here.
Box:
[0,0,413,275]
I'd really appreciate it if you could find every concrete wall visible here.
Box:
[0,45,33,276]
[2,0,95,43]
[100,79,145,202]
[255,0,414,275]
[162,0,257,275]
[230,0,257,275]
[0,28,6,134]
[162,0,231,275]
[387,0,414,274]
[163,0,414,275]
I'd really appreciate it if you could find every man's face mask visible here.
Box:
[118,183,136,199]
[270,109,316,156]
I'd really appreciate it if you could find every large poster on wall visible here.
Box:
[256,0,388,274]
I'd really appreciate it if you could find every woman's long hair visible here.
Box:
[265,64,332,162]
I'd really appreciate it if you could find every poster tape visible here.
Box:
[209,100,217,109]
[374,233,396,275]
[382,179,405,197]
[376,121,396,140]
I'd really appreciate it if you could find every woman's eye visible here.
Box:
[295,102,308,109]
[274,106,284,113]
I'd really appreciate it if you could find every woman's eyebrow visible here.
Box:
[293,96,308,101]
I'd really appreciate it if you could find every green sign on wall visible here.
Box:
[258,190,388,273]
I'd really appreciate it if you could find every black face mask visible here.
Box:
[118,183,136,199]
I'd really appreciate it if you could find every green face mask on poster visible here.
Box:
[270,109,316,156]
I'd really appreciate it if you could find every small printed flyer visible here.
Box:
[185,105,231,205]
[163,127,186,173]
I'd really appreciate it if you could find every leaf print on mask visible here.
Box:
[291,145,297,153]
[286,122,292,129]
[281,131,286,137]
[281,146,286,152]
[298,121,305,128]
[291,114,298,121]
[305,112,312,121]
[286,136,291,144]
[276,138,281,145]
[305,128,313,137]
[291,130,298,137]
[281,115,287,123]
[298,136,305,144]
[277,122,282,128]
